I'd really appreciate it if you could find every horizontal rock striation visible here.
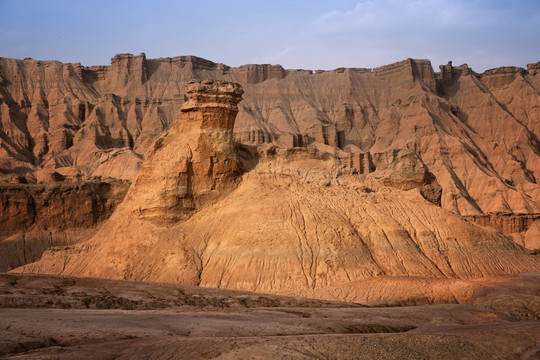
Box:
[464,213,540,250]
[120,80,243,224]
[0,55,539,217]
[0,180,129,271]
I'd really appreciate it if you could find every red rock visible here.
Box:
[463,213,540,249]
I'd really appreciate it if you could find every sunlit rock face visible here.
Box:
[15,82,540,296]
[1,55,539,217]
[122,80,244,224]
[3,57,540,297]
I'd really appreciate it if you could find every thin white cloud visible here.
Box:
[0,0,538,72]
[314,0,504,33]
[301,0,540,71]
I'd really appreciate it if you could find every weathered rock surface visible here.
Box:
[369,149,442,205]
[120,80,243,224]
[0,181,129,271]
[464,213,540,250]
[1,55,539,217]
[524,220,540,249]
[16,81,540,300]
[1,57,539,359]
[2,272,539,315]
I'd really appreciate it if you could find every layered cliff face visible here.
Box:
[1,55,539,219]
[0,180,129,271]
[464,213,540,249]
[17,81,540,300]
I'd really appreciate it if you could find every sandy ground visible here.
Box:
[1,273,539,359]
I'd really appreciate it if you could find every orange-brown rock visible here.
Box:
[464,213,540,250]
[119,80,243,224]
[1,55,539,218]
[369,149,442,205]
[15,81,540,300]
[524,219,540,249]
[0,181,129,271]
[16,158,540,296]
[1,56,540,359]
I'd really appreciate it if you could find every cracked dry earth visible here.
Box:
[1,273,539,359]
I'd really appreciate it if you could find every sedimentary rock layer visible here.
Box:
[0,180,129,271]
[464,213,540,249]
[1,55,539,216]
[120,80,243,224]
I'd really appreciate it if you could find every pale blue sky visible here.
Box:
[1,0,539,72]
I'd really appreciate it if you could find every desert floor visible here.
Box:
[1,273,539,359]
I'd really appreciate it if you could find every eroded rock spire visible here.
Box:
[121,80,244,224]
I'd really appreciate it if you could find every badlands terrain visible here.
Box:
[0,55,539,358]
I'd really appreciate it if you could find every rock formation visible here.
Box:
[120,80,243,224]
[1,56,539,358]
[1,55,539,219]
[464,213,540,249]
[16,81,540,300]
[0,180,128,271]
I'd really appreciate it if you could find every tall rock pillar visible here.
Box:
[121,80,244,224]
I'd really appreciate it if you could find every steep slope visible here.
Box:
[1,55,539,217]
[119,80,244,224]
[17,81,540,300]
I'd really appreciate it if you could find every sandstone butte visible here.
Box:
[9,76,539,303]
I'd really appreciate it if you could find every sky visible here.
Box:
[1,0,539,72]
